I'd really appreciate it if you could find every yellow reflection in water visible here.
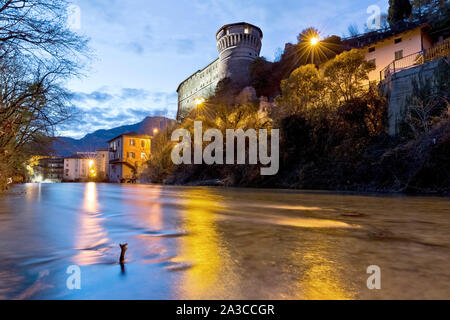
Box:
[294,241,356,300]
[84,182,98,213]
[74,183,109,265]
[174,189,232,299]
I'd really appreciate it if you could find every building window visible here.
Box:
[395,50,403,60]
[141,140,145,148]
[394,38,402,44]
[368,59,376,67]
[141,153,147,160]
[127,152,135,159]
[368,47,375,53]
[244,25,250,34]
[130,139,135,146]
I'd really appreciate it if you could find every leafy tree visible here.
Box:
[323,49,375,103]
[275,64,325,116]
[388,0,413,27]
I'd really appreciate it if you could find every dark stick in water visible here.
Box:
[119,243,128,264]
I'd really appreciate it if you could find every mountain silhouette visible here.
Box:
[53,116,175,157]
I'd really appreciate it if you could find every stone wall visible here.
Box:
[381,59,442,136]
[177,59,220,118]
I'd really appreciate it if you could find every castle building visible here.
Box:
[177,22,263,120]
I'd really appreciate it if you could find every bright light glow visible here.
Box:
[153,128,159,135]
[194,97,205,106]
[89,160,94,168]
[310,37,319,46]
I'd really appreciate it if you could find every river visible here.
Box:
[0,183,449,300]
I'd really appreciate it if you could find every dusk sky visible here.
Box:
[63,0,389,138]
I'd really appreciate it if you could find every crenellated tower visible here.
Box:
[177,22,263,120]
[216,22,263,85]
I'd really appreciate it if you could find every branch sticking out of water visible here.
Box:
[119,243,128,264]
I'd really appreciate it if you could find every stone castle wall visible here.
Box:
[177,59,221,118]
[177,23,263,119]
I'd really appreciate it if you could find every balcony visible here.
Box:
[380,39,450,82]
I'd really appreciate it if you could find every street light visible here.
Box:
[194,97,205,117]
[310,37,319,46]
[153,128,159,135]
[310,36,319,65]
[194,97,205,106]
[88,160,96,179]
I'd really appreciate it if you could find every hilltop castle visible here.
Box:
[176,22,263,119]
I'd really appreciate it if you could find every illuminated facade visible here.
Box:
[64,154,95,181]
[343,24,434,83]
[95,150,109,179]
[108,132,152,183]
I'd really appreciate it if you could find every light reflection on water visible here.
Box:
[0,183,449,300]
[74,183,110,266]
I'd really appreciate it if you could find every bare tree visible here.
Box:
[0,0,89,188]
[406,95,442,135]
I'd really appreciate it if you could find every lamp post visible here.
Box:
[194,97,205,117]
[310,37,319,65]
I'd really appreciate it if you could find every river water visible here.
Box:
[0,183,449,300]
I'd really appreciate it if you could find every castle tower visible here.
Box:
[176,22,263,120]
[216,22,263,85]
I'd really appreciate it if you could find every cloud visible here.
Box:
[72,90,114,103]
[121,88,150,100]
[127,41,145,55]
[60,86,177,138]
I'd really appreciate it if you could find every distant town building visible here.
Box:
[96,149,109,180]
[76,152,98,159]
[64,154,96,182]
[177,22,263,119]
[35,157,64,182]
[108,132,152,183]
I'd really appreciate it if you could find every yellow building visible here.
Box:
[108,132,152,183]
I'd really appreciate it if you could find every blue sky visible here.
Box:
[62,0,389,138]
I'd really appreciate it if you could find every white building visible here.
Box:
[343,23,434,83]
[63,154,96,181]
